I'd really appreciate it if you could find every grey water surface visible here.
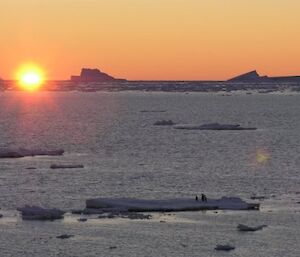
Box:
[0,91,299,257]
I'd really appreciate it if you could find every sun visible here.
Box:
[17,64,46,91]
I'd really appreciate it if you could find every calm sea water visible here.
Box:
[0,91,299,257]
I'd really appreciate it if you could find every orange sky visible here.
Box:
[1,0,300,80]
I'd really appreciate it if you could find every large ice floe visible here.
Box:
[17,206,65,220]
[0,148,64,158]
[174,123,257,130]
[85,197,259,213]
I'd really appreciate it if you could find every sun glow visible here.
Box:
[17,64,46,91]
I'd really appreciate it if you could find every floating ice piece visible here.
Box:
[56,234,74,239]
[237,224,267,232]
[174,123,257,130]
[140,110,167,113]
[77,218,88,222]
[17,205,65,220]
[98,212,152,220]
[85,197,259,212]
[215,244,235,251]
[250,195,266,200]
[50,164,84,169]
[0,148,64,158]
[154,120,176,126]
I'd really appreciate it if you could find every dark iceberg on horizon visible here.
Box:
[71,68,126,82]
[228,70,300,83]
[228,70,270,82]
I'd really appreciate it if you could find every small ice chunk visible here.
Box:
[56,234,74,239]
[154,120,175,126]
[50,164,84,169]
[237,224,267,232]
[215,244,235,251]
[77,218,88,222]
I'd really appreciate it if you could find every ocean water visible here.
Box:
[0,91,299,256]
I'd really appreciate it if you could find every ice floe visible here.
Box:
[77,218,88,222]
[140,110,167,113]
[215,244,235,251]
[50,164,84,169]
[98,212,152,220]
[85,197,259,212]
[17,206,65,220]
[154,120,176,126]
[56,234,74,239]
[0,148,64,158]
[237,224,267,232]
[174,123,257,130]
[250,195,266,200]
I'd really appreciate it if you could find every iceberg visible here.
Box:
[0,148,64,158]
[174,123,257,130]
[71,68,126,82]
[85,197,259,212]
[17,206,65,220]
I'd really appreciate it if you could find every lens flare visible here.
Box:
[16,64,46,91]
[256,149,270,164]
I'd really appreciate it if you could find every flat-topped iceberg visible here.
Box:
[85,197,259,212]
[0,148,64,158]
[17,206,65,220]
[174,123,257,130]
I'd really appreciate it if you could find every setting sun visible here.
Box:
[17,64,45,91]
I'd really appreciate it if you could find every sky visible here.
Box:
[1,0,300,80]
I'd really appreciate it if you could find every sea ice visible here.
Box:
[85,197,259,212]
[215,244,235,251]
[174,123,257,130]
[154,120,175,126]
[17,206,65,220]
[0,148,64,158]
[50,164,84,169]
[237,224,267,232]
[56,234,74,239]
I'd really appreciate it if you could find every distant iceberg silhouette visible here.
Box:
[228,70,300,83]
[228,70,270,82]
[71,68,126,82]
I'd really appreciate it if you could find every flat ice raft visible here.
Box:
[174,123,257,130]
[17,206,65,220]
[0,148,64,158]
[86,197,259,212]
